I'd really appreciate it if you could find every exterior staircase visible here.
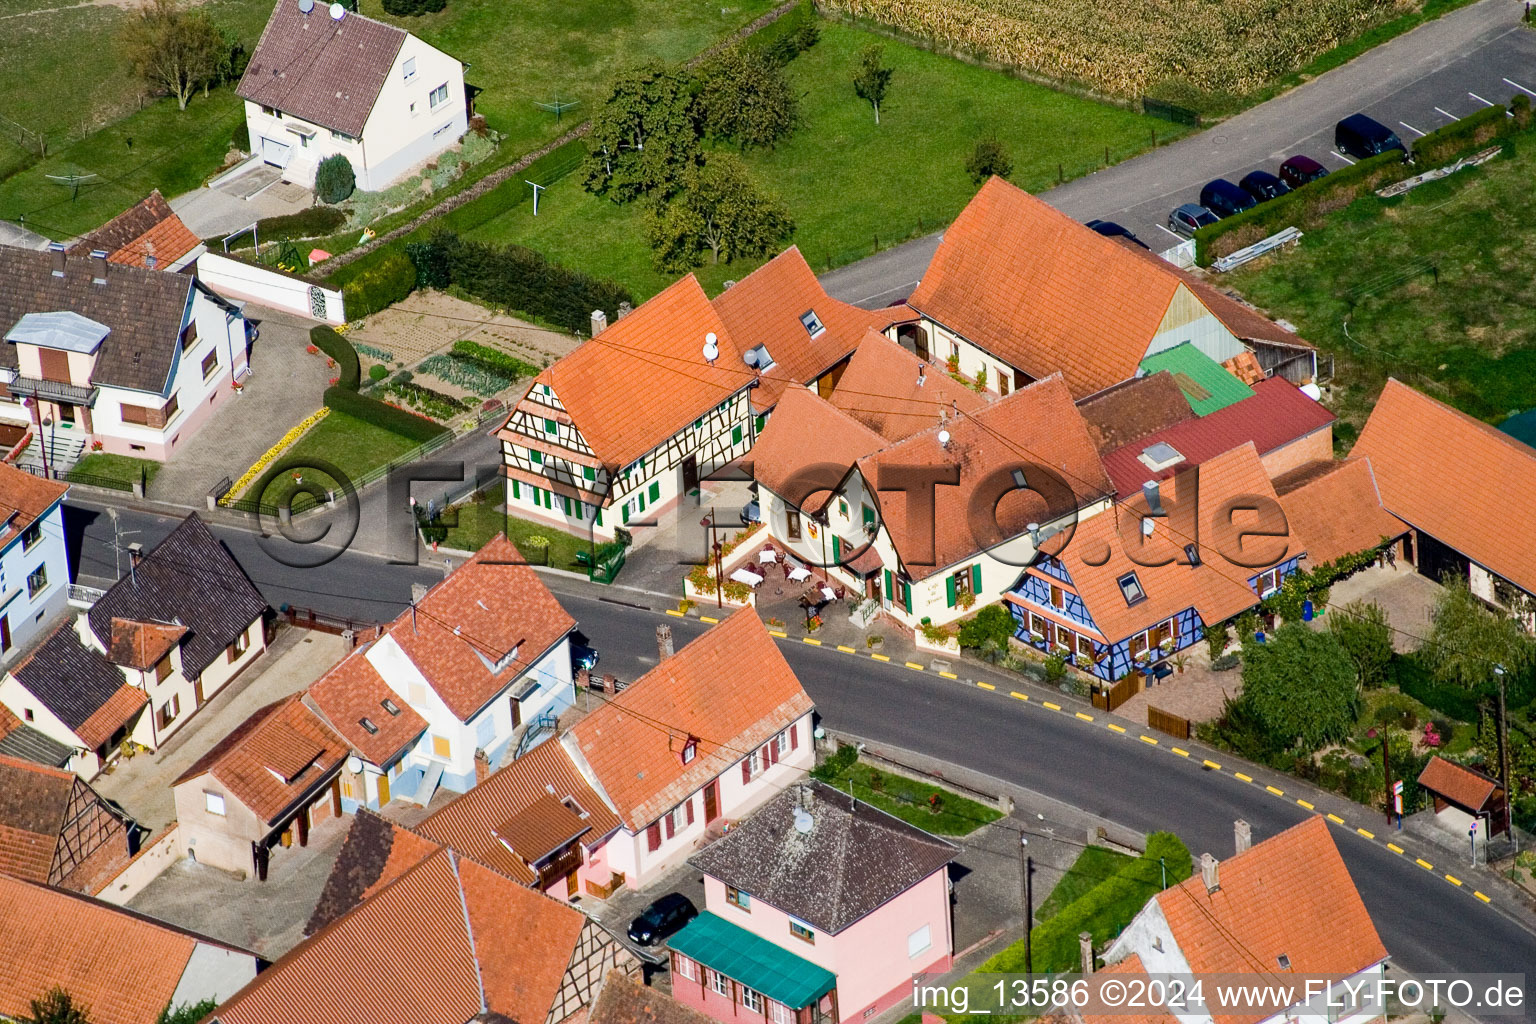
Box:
[406,761,444,807]
[15,431,86,477]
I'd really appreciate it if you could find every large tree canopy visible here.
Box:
[646,154,793,271]
[120,0,224,110]
[581,61,699,203]
[1240,622,1358,751]
[696,46,798,150]
[1420,577,1534,690]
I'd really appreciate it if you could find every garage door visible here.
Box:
[260,136,291,166]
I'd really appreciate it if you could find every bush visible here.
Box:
[1391,653,1483,723]
[810,742,859,781]
[957,604,1016,650]
[341,249,417,317]
[315,154,357,205]
[368,363,388,382]
[966,137,1013,183]
[1411,102,1519,166]
[310,326,359,390]
[257,206,346,242]
[382,0,445,13]
[749,0,819,66]
[323,385,450,444]
[1330,600,1394,689]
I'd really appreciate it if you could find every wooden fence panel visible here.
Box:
[1147,705,1190,740]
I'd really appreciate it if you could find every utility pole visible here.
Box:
[1020,836,1033,974]
[1381,725,1394,827]
[1495,664,1515,850]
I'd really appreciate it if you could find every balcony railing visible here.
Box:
[68,583,105,608]
[9,376,98,407]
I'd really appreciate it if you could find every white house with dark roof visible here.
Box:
[237,0,468,191]
[0,244,248,466]
[0,460,71,659]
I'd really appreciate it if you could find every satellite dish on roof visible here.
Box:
[937,429,951,448]
[702,332,719,363]
[1300,382,1323,401]
[793,808,814,834]
[345,754,363,774]
[742,348,758,368]
[329,2,345,18]
[298,0,314,12]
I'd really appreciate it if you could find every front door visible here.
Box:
[681,455,699,494]
[703,779,720,823]
[510,694,522,729]
[56,402,76,426]
[0,616,10,655]
[377,771,391,808]
[566,871,579,898]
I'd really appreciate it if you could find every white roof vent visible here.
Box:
[329,2,345,19]
[702,333,718,364]
[1137,441,1185,472]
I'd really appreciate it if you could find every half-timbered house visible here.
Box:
[0,753,141,894]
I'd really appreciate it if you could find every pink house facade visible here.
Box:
[671,780,956,1024]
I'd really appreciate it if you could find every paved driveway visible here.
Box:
[147,306,332,507]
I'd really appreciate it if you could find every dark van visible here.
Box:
[1334,114,1406,160]
[1199,179,1258,218]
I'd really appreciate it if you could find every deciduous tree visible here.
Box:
[646,154,793,271]
[1240,622,1357,751]
[1420,577,1534,690]
[23,988,90,1024]
[696,46,798,150]
[1329,599,1394,689]
[120,0,224,111]
[852,45,892,125]
[966,136,1013,183]
[582,61,699,203]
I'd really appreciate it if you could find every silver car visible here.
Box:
[1169,203,1219,236]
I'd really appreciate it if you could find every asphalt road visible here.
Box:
[819,0,1536,307]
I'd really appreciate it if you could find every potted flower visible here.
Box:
[1159,637,1177,654]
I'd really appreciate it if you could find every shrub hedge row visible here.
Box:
[451,339,541,379]
[1413,96,1529,165]
[983,831,1193,974]
[341,249,418,318]
[258,206,347,241]
[308,326,448,444]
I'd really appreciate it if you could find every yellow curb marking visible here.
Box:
[1010,692,1029,701]
[700,616,719,623]
[1042,701,1062,711]
[1415,858,1435,871]
[769,630,788,638]
[1140,735,1158,745]
[1235,772,1254,783]
[976,681,996,690]
[871,653,890,662]
[1327,814,1346,825]
[836,645,855,653]
[1107,724,1127,734]
[665,609,685,617]
[906,661,925,671]
[1203,759,1222,770]
[1475,891,1491,903]
[939,671,958,679]
[1172,748,1190,757]
[802,638,822,646]
[1297,800,1315,810]
[1266,785,1285,796]
[1076,712,1094,722]
[1445,874,1463,886]
[1387,843,1405,854]
[1357,828,1375,839]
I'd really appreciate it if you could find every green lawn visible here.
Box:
[246,411,422,505]
[438,481,593,569]
[814,757,1003,836]
[465,19,1187,299]
[1037,845,1133,922]
[1226,138,1536,444]
[68,453,159,488]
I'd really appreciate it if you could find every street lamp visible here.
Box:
[1019,835,1033,975]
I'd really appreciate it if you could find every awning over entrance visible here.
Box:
[669,912,836,1010]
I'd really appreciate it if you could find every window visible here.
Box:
[1050,584,1064,609]
[675,955,697,982]
[154,654,172,683]
[1117,571,1147,606]
[359,717,379,735]
[799,309,826,338]
[228,628,249,662]
[742,988,764,1014]
[201,351,218,379]
[429,82,449,108]
[681,739,697,764]
[160,393,180,425]
[953,566,973,598]
[1256,568,1281,596]
[838,498,848,519]
[261,105,277,116]
[432,734,452,758]
[21,522,41,551]
[1078,634,1093,659]
[774,726,794,757]
[180,321,198,351]
[908,923,932,957]
[409,101,417,116]
[156,695,179,730]
[402,56,417,81]
[785,509,801,541]
[771,1004,794,1024]
[998,368,1010,396]
[381,698,401,716]
[710,971,732,999]
[726,885,751,910]
[204,791,226,816]
[121,403,150,426]
[789,919,814,944]
[25,565,47,599]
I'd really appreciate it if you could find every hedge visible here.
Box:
[1391,654,1483,723]
[341,249,418,317]
[310,325,360,390]
[256,206,346,241]
[323,385,450,443]
[1411,98,1526,166]
[983,832,1193,974]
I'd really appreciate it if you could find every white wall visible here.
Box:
[0,501,71,657]
[196,253,345,324]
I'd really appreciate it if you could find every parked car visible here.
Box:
[1199,179,1258,218]
[1335,113,1406,160]
[1239,171,1291,202]
[740,500,761,526]
[628,893,698,946]
[1084,219,1149,249]
[1279,154,1330,189]
[1168,203,1219,236]
[572,643,600,673]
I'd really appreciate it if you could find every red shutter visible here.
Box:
[646,822,662,851]
[742,758,751,783]
[763,743,774,767]
[664,812,676,840]
[790,722,799,750]
[685,798,695,826]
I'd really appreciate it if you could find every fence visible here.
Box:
[283,605,383,644]
[1147,705,1191,740]
[1091,675,1138,712]
[1142,97,1201,126]
[63,468,136,493]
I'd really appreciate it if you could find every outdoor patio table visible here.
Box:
[730,568,765,587]
[787,567,812,582]
[820,586,837,602]
[758,549,778,564]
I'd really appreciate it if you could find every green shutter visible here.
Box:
[945,576,957,608]
[622,503,630,524]
[756,414,766,432]
[511,479,520,500]
[562,495,571,515]
[531,450,543,465]
[863,505,875,527]
[544,418,557,434]
[595,508,603,526]
[971,563,983,593]
[884,569,893,603]
[832,535,841,563]
[583,465,596,481]
[649,481,661,502]
[902,582,913,615]
[732,424,743,445]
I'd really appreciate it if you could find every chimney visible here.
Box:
[656,623,674,661]
[49,242,66,278]
[127,542,143,567]
[916,366,926,388]
[617,301,633,319]
[590,309,608,336]
[410,583,428,603]
[90,249,109,285]
[1080,932,1095,975]
[1200,852,1220,893]
[1142,480,1165,516]
[473,749,490,784]
[144,239,157,271]
[1234,819,1251,855]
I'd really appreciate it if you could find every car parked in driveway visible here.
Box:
[627,892,697,946]
[1279,154,1330,189]
[1335,113,1406,160]
[1084,219,1149,249]
[1239,171,1291,202]
[1199,179,1258,218]
[1168,203,1219,236]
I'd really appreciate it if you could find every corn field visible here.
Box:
[820,0,1415,98]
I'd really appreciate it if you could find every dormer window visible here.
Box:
[799,310,826,338]
[681,738,698,765]
[359,717,378,735]
[1117,572,1146,607]
[381,698,401,716]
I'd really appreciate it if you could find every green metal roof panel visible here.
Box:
[668,912,836,1009]
[1139,342,1253,416]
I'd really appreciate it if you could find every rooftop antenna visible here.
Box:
[105,508,140,588]
[534,94,580,124]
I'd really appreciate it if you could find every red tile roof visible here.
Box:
[106,618,187,671]
[712,247,898,413]
[1417,756,1501,811]
[1353,379,1536,594]
[75,684,149,751]
[493,792,590,864]
[829,330,988,442]
[0,872,250,1024]
[69,191,201,270]
[1021,443,1301,642]
[1082,956,1182,1024]
[305,810,443,936]
[306,643,429,766]
[567,610,813,830]
[384,535,576,722]
[415,733,621,886]
[858,374,1112,577]
[0,753,74,885]
[749,388,888,513]
[1274,459,1406,565]
[174,694,348,825]
[0,460,68,547]
[214,846,588,1024]
[1156,816,1387,1024]
[590,971,717,1024]
[1101,376,1335,498]
[1076,371,1195,454]
[909,178,1182,397]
